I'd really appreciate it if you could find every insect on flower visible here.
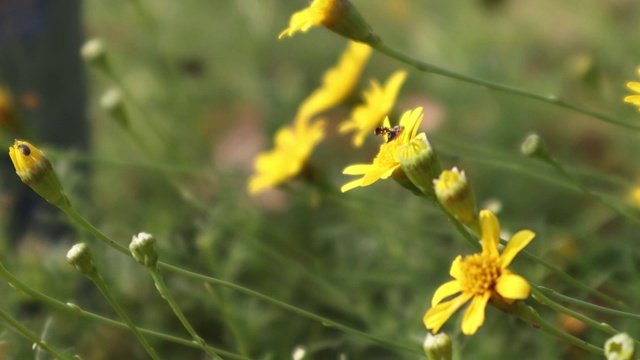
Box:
[374,125,404,142]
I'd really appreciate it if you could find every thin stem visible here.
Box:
[372,42,640,131]
[536,286,640,322]
[0,307,73,360]
[516,302,604,355]
[0,261,249,359]
[161,262,423,356]
[146,266,224,360]
[88,272,161,360]
[60,205,423,357]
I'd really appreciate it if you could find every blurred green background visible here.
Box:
[1,0,640,359]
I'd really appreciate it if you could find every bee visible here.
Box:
[374,125,405,142]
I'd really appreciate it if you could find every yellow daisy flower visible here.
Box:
[278,0,378,44]
[297,41,372,121]
[624,67,640,110]
[338,70,407,147]
[424,210,535,335]
[248,116,326,195]
[340,107,424,192]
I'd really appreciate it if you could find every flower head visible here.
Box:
[9,140,70,208]
[279,0,379,44]
[424,210,535,335]
[248,116,326,195]
[434,168,479,232]
[339,70,407,147]
[297,41,372,121]
[604,333,636,360]
[341,107,424,192]
[624,67,640,110]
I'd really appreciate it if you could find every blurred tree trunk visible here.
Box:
[0,0,88,240]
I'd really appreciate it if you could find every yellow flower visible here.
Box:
[424,210,535,335]
[341,107,424,192]
[248,116,326,195]
[297,41,372,121]
[338,70,407,147]
[624,67,640,110]
[278,0,378,44]
[9,140,70,208]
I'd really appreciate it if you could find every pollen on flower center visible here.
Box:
[458,253,501,295]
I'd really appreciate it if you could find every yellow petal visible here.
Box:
[461,292,490,335]
[431,280,462,307]
[495,272,531,300]
[343,164,372,175]
[340,179,363,193]
[479,210,500,257]
[626,81,640,93]
[500,230,535,268]
[449,255,464,279]
[423,293,472,334]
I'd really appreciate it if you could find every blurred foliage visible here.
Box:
[0,0,640,359]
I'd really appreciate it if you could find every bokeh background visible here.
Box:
[1,0,640,359]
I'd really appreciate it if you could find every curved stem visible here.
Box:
[0,307,73,360]
[88,272,161,360]
[60,205,423,357]
[0,261,250,360]
[372,42,639,131]
[146,266,224,360]
[537,287,640,321]
[516,302,604,355]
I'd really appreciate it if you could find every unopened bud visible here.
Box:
[423,332,452,360]
[521,133,549,160]
[9,140,71,208]
[100,88,129,128]
[81,38,108,70]
[605,333,636,360]
[67,243,96,276]
[434,168,479,234]
[130,232,158,267]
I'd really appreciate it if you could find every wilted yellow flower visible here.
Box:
[248,116,326,195]
[338,70,407,147]
[624,67,640,110]
[341,107,424,192]
[279,0,378,44]
[9,140,70,208]
[424,210,535,335]
[297,41,372,121]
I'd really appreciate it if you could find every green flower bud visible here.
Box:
[67,243,96,276]
[521,133,549,160]
[130,232,159,267]
[605,333,636,360]
[423,332,452,360]
[100,88,129,128]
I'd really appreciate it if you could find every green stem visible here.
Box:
[160,262,423,356]
[0,307,73,360]
[60,205,423,357]
[147,266,224,360]
[516,302,604,355]
[537,287,640,321]
[0,261,249,359]
[88,272,161,360]
[372,42,639,131]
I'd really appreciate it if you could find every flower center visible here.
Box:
[458,253,501,295]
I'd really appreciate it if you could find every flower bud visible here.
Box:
[434,168,479,233]
[9,140,71,208]
[67,243,96,276]
[521,133,549,160]
[399,134,441,199]
[100,88,129,128]
[423,332,452,360]
[130,232,158,267]
[81,38,108,70]
[604,333,636,360]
